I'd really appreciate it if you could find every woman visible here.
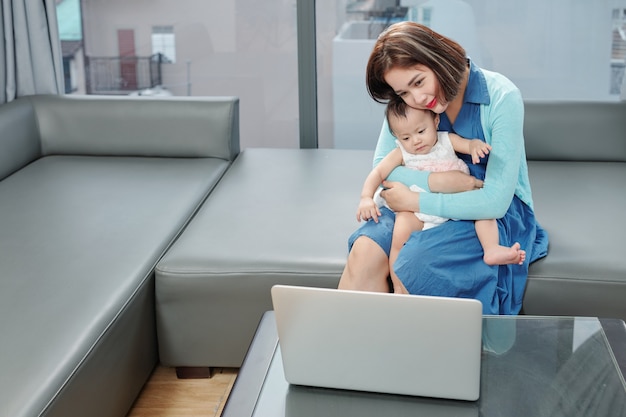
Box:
[338,21,548,314]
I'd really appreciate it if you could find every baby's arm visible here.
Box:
[357,148,403,222]
[449,133,492,164]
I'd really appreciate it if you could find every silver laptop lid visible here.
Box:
[271,285,483,401]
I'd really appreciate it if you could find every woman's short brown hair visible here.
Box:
[366,21,467,104]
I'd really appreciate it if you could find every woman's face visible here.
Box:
[384,65,448,114]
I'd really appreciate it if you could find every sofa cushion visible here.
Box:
[155,148,626,369]
[155,148,374,367]
[32,95,240,160]
[524,160,626,320]
[0,155,229,417]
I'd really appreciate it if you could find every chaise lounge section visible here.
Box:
[0,94,239,417]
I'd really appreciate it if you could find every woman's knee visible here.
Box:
[350,236,388,266]
[340,236,390,292]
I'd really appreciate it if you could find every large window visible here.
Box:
[319,0,626,149]
[57,0,626,150]
[64,0,300,148]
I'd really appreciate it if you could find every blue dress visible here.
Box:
[349,65,548,315]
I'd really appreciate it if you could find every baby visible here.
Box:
[357,99,526,286]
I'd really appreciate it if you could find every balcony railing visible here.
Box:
[85,53,164,95]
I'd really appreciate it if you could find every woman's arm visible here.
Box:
[374,118,477,193]
[420,83,525,220]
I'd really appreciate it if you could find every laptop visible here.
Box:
[270,285,483,401]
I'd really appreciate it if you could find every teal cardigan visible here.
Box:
[373,66,533,220]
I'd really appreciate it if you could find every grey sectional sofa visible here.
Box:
[2,94,625,416]
[155,101,626,371]
[0,95,239,417]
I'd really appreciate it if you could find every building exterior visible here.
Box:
[57,0,86,94]
[78,0,304,148]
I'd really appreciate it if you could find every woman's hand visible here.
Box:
[380,181,420,213]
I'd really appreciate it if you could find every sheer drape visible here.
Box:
[0,0,63,103]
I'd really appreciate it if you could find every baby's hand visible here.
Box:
[357,197,381,223]
[469,140,492,164]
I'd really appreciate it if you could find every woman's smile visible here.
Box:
[384,65,446,113]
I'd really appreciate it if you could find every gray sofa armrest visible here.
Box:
[29,95,239,161]
[524,101,626,162]
[0,99,42,181]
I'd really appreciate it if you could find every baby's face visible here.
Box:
[389,109,439,155]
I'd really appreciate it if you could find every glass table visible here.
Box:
[222,312,626,417]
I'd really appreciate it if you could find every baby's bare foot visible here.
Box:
[484,242,526,266]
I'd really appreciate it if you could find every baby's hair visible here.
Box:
[385,98,435,137]
[385,96,408,121]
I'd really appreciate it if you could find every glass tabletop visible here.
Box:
[224,314,626,417]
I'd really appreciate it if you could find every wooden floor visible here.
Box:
[127,366,238,417]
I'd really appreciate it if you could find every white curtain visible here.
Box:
[0,0,63,103]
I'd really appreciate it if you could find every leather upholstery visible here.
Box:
[156,149,373,367]
[156,101,626,368]
[0,95,239,417]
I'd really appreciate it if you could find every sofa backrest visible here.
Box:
[0,98,42,181]
[524,101,626,162]
[31,94,240,161]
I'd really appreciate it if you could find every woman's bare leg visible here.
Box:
[338,236,389,292]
